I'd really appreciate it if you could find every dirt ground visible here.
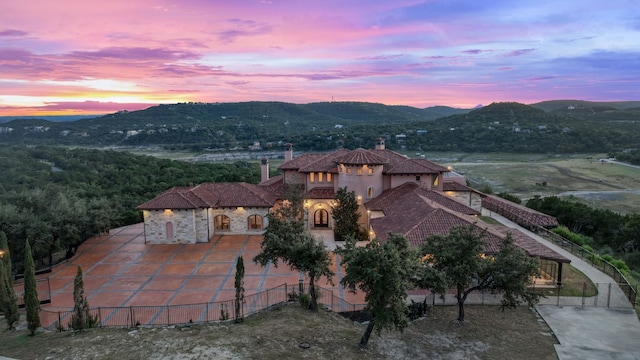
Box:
[0,303,558,360]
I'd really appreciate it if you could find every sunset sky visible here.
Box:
[1,1,638,116]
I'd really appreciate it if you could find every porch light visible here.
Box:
[357,195,363,205]
[304,200,311,209]
[237,207,244,212]
[0,250,4,258]
[163,209,172,214]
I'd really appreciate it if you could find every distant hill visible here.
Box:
[0,100,638,154]
[530,100,640,123]
[0,114,103,123]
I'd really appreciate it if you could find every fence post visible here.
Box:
[206,302,209,323]
[166,305,170,325]
[581,283,586,308]
[607,283,612,308]
[266,288,269,307]
[99,307,103,328]
[130,307,135,328]
[58,311,62,332]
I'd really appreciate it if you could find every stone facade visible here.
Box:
[143,207,269,244]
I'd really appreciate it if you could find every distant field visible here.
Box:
[441,152,640,214]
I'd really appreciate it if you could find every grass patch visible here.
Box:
[0,304,558,359]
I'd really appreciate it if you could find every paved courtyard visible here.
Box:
[43,224,365,311]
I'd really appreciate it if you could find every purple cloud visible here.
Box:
[506,49,536,57]
[461,49,492,55]
[0,29,28,37]
[69,47,201,61]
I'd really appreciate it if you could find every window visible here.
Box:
[356,168,363,175]
[432,175,439,187]
[309,172,315,183]
[165,222,174,240]
[215,215,230,230]
[416,175,421,181]
[318,172,323,182]
[327,173,332,182]
[248,215,263,230]
[367,187,374,198]
[346,168,352,174]
[368,168,374,175]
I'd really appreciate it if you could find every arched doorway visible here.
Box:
[313,209,329,228]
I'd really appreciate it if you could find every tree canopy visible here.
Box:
[421,224,540,322]
[336,234,420,347]
[332,187,365,241]
[254,185,334,312]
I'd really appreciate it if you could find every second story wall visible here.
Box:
[336,164,384,202]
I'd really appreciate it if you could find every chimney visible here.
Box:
[260,158,269,182]
[375,137,385,150]
[284,143,293,161]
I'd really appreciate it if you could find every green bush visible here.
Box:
[299,293,312,309]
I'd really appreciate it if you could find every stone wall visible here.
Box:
[143,209,198,244]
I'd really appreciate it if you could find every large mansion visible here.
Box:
[138,139,569,284]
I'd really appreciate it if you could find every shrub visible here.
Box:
[299,293,312,309]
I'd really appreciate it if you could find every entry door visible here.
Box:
[314,209,329,228]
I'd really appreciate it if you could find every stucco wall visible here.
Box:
[336,165,384,201]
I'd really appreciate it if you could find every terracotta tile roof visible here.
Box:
[483,195,559,228]
[443,181,476,192]
[492,227,571,263]
[370,149,410,168]
[137,182,277,210]
[365,182,420,211]
[333,148,389,166]
[137,187,208,210]
[307,187,335,199]
[278,153,325,170]
[386,158,449,174]
[298,149,350,172]
[373,208,503,254]
[415,188,480,215]
[259,175,286,199]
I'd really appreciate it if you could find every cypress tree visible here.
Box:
[234,255,245,323]
[0,231,13,288]
[0,259,20,330]
[23,240,41,336]
[71,265,95,331]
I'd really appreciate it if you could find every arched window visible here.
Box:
[248,214,263,230]
[215,215,230,230]
[165,222,174,240]
[314,209,329,228]
[367,187,374,199]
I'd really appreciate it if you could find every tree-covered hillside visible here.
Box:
[0,101,638,153]
[0,146,261,270]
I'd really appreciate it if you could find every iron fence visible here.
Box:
[41,283,291,331]
[13,277,51,307]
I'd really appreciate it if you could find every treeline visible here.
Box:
[0,146,261,272]
[526,195,640,270]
